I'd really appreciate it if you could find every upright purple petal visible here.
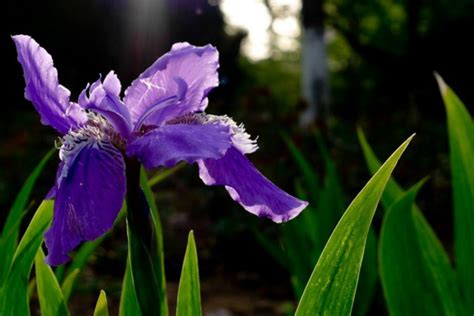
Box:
[124,43,219,126]
[44,142,126,265]
[198,147,308,223]
[79,71,133,138]
[12,35,87,134]
[126,122,232,169]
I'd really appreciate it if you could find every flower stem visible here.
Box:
[125,158,165,316]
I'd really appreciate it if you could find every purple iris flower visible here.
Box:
[12,35,308,266]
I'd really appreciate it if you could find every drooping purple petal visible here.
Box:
[79,71,133,138]
[126,122,232,169]
[124,43,219,126]
[44,142,126,265]
[198,147,308,223]
[44,161,64,200]
[12,35,87,135]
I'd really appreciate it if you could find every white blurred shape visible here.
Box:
[221,0,301,60]
[273,16,300,37]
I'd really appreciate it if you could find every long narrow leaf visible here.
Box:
[176,231,202,316]
[35,248,69,316]
[0,200,54,316]
[380,179,464,315]
[436,74,474,310]
[295,134,414,315]
[94,290,109,316]
[61,268,80,302]
[352,228,377,316]
[126,164,168,316]
[119,258,142,316]
[357,129,463,312]
[283,135,320,200]
[140,168,168,315]
[0,148,54,285]
[357,129,404,209]
[148,163,185,187]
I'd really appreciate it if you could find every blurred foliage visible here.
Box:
[3,0,474,314]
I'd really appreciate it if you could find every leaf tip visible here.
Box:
[188,230,195,242]
[434,72,447,95]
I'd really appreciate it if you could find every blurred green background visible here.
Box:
[2,0,473,314]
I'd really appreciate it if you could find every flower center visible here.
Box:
[167,113,258,154]
[58,112,125,162]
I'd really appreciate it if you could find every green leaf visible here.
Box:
[295,134,414,316]
[352,228,377,316]
[357,129,464,313]
[93,290,109,316]
[357,129,403,209]
[61,268,80,302]
[0,200,54,316]
[283,135,320,201]
[35,248,69,316]
[119,258,142,316]
[0,148,54,286]
[436,74,474,310]
[379,179,464,315]
[126,163,168,316]
[313,133,346,246]
[147,162,185,187]
[176,231,202,316]
[140,168,168,315]
[252,225,287,270]
[281,208,319,298]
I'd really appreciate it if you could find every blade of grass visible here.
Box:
[176,231,202,316]
[60,268,80,302]
[357,129,404,209]
[314,133,345,245]
[380,179,464,315]
[283,135,320,201]
[436,74,474,310]
[140,168,168,315]
[35,248,69,316]
[0,148,54,285]
[352,228,377,316]
[119,257,142,316]
[147,162,185,187]
[125,164,168,316]
[295,134,414,315]
[94,290,109,316]
[0,200,54,316]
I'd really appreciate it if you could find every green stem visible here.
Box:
[126,159,164,315]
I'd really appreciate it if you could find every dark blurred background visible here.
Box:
[2,0,474,314]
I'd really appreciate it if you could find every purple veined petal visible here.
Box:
[79,71,133,138]
[133,95,178,131]
[44,161,64,200]
[88,95,133,138]
[12,35,87,135]
[126,122,232,169]
[44,141,126,265]
[198,147,308,223]
[102,70,121,96]
[124,43,219,126]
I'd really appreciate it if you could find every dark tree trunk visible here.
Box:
[300,0,329,127]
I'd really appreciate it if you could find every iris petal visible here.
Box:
[12,35,87,134]
[198,147,308,223]
[44,141,126,265]
[124,43,219,126]
[79,71,133,138]
[126,122,232,169]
